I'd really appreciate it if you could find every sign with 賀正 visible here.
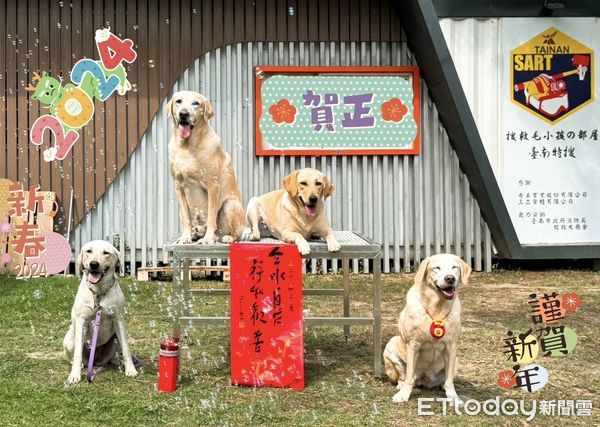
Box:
[501,19,599,245]
[230,243,304,390]
[255,66,420,156]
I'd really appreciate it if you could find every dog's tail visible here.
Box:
[384,358,402,384]
[383,336,405,384]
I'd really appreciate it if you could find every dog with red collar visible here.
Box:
[384,254,471,405]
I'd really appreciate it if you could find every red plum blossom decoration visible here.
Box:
[381,98,409,123]
[269,99,297,125]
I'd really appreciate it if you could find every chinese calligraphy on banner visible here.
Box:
[230,243,304,390]
[255,66,420,156]
[0,179,71,278]
[501,19,599,244]
[498,291,580,392]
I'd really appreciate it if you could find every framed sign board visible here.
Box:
[255,66,420,156]
[501,21,600,246]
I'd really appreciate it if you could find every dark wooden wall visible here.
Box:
[0,0,403,227]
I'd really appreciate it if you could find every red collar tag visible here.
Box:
[430,320,446,339]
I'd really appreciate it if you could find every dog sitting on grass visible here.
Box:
[384,254,471,405]
[63,240,138,384]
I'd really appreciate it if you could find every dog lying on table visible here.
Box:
[63,240,138,384]
[384,253,471,405]
[244,167,340,255]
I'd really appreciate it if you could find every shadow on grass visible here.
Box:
[455,379,500,401]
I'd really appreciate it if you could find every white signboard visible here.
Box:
[501,18,600,245]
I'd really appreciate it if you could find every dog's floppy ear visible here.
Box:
[459,258,472,286]
[114,249,121,273]
[322,174,335,199]
[77,248,86,273]
[414,257,430,285]
[203,98,215,121]
[165,96,174,119]
[283,170,300,198]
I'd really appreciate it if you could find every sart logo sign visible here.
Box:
[511,27,593,124]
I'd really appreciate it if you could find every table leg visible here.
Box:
[182,257,190,339]
[373,253,382,377]
[172,254,181,341]
[343,257,350,340]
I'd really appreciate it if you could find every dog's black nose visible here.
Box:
[89,261,100,270]
[309,194,318,204]
[444,275,456,285]
[179,109,190,119]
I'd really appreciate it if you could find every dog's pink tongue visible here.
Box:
[442,288,455,298]
[88,272,102,284]
[178,124,192,139]
[305,206,317,217]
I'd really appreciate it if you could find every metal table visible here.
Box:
[164,231,383,376]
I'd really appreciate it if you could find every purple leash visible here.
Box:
[86,308,103,383]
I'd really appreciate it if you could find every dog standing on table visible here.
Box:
[244,168,340,255]
[63,240,138,384]
[384,254,471,405]
[167,90,245,244]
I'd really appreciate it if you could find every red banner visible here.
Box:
[230,243,304,389]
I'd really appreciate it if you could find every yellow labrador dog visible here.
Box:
[384,254,471,405]
[63,240,137,384]
[244,168,340,255]
[166,91,245,244]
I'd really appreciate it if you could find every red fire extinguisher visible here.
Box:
[158,337,179,393]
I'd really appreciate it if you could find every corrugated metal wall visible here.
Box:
[439,18,503,181]
[72,41,494,274]
[0,0,405,228]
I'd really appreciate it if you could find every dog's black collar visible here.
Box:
[86,274,117,306]
[94,294,102,311]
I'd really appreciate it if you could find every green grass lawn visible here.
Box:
[0,270,598,426]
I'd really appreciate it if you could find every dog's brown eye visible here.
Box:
[315,182,322,186]
[299,181,307,186]
[86,249,92,254]
[103,251,110,255]
[175,99,182,103]
[191,101,200,106]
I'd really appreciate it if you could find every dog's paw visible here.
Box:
[66,371,81,384]
[177,233,193,244]
[199,233,216,244]
[125,365,138,378]
[240,228,251,241]
[327,239,341,252]
[296,240,311,255]
[249,229,261,241]
[392,387,412,403]
[221,235,234,244]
